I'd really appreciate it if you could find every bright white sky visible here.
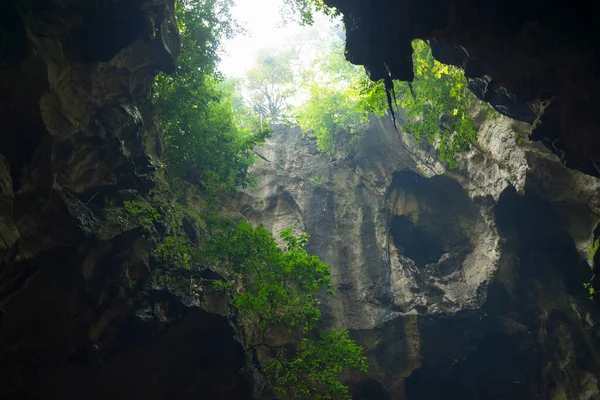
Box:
[219,0,338,78]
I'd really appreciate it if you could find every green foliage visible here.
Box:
[295,39,367,154]
[218,78,264,130]
[298,85,365,154]
[199,218,365,398]
[201,219,332,333]
[246,50,297,124]
[514,131,526,146]
[310,176,326,186]
[583,238,599,300]
[154,0,269,196]
[265,329,367,400]
[394,40,477,168]
[157,71,269,194]
[156,235,193,270]
[297,36,477,165]
[588,238,599,263]
[583,282,597,300]
[353,77,390,119]
[485,104,502,122]
[124,200,160,224]
[212,279,234,292]
[280,0,339,25]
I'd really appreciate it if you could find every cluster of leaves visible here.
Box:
[156,235,193,270]
[584,238,599,300]
[297,85,365,154]
[198,217,367,399]
[124,200,160,224]
[200,218,332,333]
[310,175,326,186]
[154,0,269,197]
[280,0,339,25]
[588,238,599,263]
[123,198,194,271]
[293,36,477,165]
[246,50,297,124]
[295,39,368,154]
[265,329,367,399]
[395,40,477,168]
[583,282,597,300]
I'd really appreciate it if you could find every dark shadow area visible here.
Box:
[387,172,478,268]
[0,238,252,399]
[80,307,252,400]
[65,2,152,62]
[404,185,600,399]
[351,379,390,400]
[390,214,444,266]
[406,332,537,400]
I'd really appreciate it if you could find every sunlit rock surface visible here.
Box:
[232,116,600,399]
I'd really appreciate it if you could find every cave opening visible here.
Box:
[3,0,600,399]
[389,214,445,267]
[386,171,478,269]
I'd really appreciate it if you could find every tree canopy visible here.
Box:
[231,28,479,164]
[265,329,367,399]
[295,38,370,154]
[201,219,332,335]
[292,36,478,165]
[246,50,297,124]
[154,0,269,196]
[199,217,367,399]
[395,40,477,168]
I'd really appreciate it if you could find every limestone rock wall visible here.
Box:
[233,116,600,399]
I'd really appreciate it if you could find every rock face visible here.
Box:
[0,2,251,398]
[324,0,600,178]
[233,116,600,399]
